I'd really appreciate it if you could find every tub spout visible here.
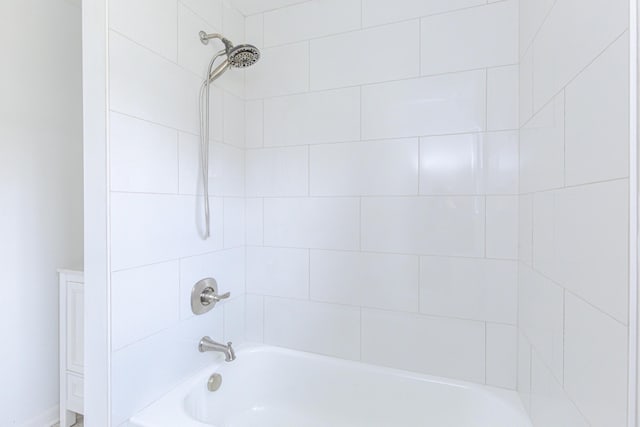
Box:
[199,336,236,362]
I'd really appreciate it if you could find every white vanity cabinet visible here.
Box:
[59,270,84,427]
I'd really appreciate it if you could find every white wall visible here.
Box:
[0,0,83,425]
[243,0,520,388]
[101,0,248,425]
[517,0,630,425]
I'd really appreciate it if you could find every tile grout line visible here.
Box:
[484,321,488,385]
[485,67,489,131]
[245,244,519,263]
[249,293,516,327]
[563,89,567,187]
[358,197,363,251]
[359,307,363,361]
[247,64,518,102]
[562,289,566,387]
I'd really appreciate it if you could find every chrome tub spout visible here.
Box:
[199,336,236,362]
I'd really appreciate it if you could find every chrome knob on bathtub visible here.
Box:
[191,278,230,315]
[207,373,223,392]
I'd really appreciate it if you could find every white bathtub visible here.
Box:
[129,345,531,427]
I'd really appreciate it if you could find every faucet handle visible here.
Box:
[202,288,230,305]
[191,278,230,315]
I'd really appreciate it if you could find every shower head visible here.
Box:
[199,31,261,78]
[227,44,260,68]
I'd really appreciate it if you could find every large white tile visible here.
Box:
[177,195,225,257]
[263,0,361,46]
[263,87,360,147]
[519,0,555,57]
[208,85,226,142]
[420,1,518,75]
[180,133,244,196]
[245,198,264,245]
[310,21,420,90]
[110,193,182,270]
[530,351,589,427]
[483,131,519,195]
[245,146,308,197]
[532,190,557,279]
[361,197,485,257]
[223,296,246,343]
[517,331,532,413]
[246,246,309,299]
[362,309,485,382]
[518,265,564,382]
[362,0,485,27]
[420,257,517,324]
[565,35,629,186]
[519,92,564,193]
[223,91,246,148]
[223,197,245,248]
[420,132,518,195]
[486,324,517,389]
[532,0,628,110]
[245,14,264,49]
[111,261,180,351]
[178,248,245,319]
[109,31,201,134]
[362,71,486,140]
[310,250,420,312]
[310,139,419,196]
[486,195,518,260]
[487,65,519,131]
[230,0,309,15]
[245,100,264,149]
[519,48,534,125]
[419,133,483,195]
[246,42,309,99]
[555,180,629,323]
[245,294,264,343]
[222,2,245,45]
[518,194,533,265]
[210,143,245,197]
[180,0,223,29]
[264,298,361,359]
[564,294,628,427]
[264,198,360,250]
[110,113,179,194]
[110,0,178,62]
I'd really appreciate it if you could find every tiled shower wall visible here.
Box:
[105,1,247,424]
[243,0,521,388]
[517,0,629,426]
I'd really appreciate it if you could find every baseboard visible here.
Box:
[18,405,59,427]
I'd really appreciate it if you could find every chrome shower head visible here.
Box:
[227,44,260,68]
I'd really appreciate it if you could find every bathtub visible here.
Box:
[129,345,531,427]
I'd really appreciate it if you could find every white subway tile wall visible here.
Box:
[107,0,247,423]
[517,0,629,425]
[103,1,631,425]
[244,0,519,389]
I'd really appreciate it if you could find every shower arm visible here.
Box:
[199,31,234,52]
